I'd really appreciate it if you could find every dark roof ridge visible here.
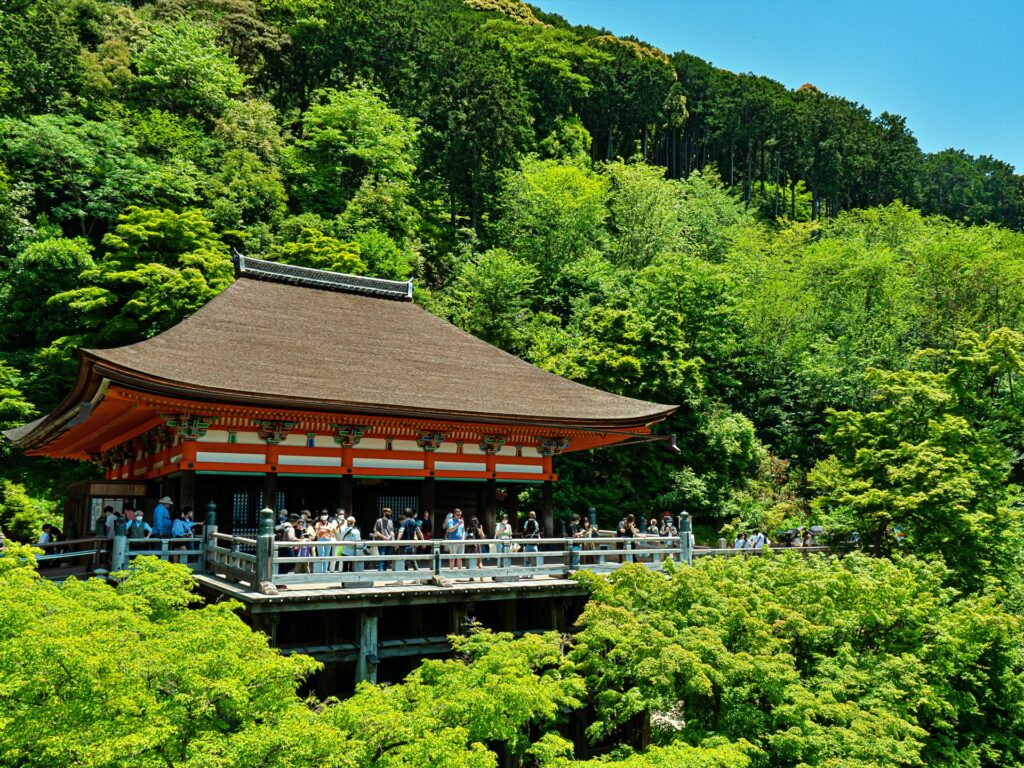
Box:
[234,252,414,301]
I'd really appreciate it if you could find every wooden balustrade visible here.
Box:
[21,525,831,590]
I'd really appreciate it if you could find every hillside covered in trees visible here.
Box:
[2,0,1024,575]
[4,1,1024,766]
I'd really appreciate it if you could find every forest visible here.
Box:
[2,0,1024,764]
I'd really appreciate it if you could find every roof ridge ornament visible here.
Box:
[233,251,413,301]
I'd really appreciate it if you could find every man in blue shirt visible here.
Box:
[153,496,174,537]
[171,507,195,563]
[445,508,465,569]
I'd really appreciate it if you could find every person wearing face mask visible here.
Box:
[314,511,334,573]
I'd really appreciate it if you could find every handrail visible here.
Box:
[32,536,112,549]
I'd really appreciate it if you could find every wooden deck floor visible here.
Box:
[193,570,591,612]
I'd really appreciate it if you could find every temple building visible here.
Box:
[8,257,676,538]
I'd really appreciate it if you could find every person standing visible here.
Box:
[734,533,748,551]
[494,512,513,568]
[396,508,422,571]
[522,510,541,567]
[101,505,118,538]
[373,508,395,572]
[329,509,344,572]
[340,516,362,572]
[314,512,334,573]
[620,514,639,563]
[445,508,466,569]
[580,519,596,559]
[567,514,582,569]
[153,497,174,538]
[37,524,53,546]
[465,516,485,574]
[749,530,767,549]
[127,511,152,541]
[171,508,195,564]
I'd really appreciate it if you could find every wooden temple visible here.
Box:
[7,257,677,539]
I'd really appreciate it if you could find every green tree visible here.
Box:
[0,479,44,541]
[572,553,1024,767]
[50,207,233,344]
[497,158,609,308]
[0,237,95,351]
[0,115,199,239]
[205,149,288,230]
[605,160,683,268]
[809,365,1013,588]
[286,84,417,217]
[134,18,247,119]
[0,0,83,115]
[269,227,365,274]
[0,556,325,767]
[443,248,538,354]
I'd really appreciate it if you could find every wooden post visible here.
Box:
[420,477,435,535]
[356,609,380,685]
[550,600,565,632]
[679,512,692,565]
[450,602,468,635]
[200,501,217,573]
[262,471,278,513]
[482,478,497,538]
[541,481,554,538]
[256,506,275,587]
[499,599,516,632]
[340,474,354,517]
[111,517,128,571]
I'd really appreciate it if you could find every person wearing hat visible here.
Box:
[153,496,174,537]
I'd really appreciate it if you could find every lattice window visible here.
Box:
[232,490,257,539]
[378,496,418,515]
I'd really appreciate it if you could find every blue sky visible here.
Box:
[537,0,1024,172]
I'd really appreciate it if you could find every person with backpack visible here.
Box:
[522,510,541,567]
[465,516,486,574]
[339,516,362,572]
[395,508,422,571]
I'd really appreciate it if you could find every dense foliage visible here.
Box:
[3,550,1022,767]
[2,0,1024,557]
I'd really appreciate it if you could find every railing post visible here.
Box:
[564,537,574,574]
[256,506,275,589]
[679,511,692,565]
[199,501,217,573]
[432,539,441,575]
[111,518,128,571]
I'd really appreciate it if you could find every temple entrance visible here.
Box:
[279,476,339,516]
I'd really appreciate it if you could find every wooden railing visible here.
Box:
[221,533,694,591]
[31,537,111,573]
[18,506,831,592]
[205,532,258,582]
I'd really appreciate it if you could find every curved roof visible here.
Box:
[88,277,672,424]
[11,270,675,451]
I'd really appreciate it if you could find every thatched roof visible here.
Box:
[8,262,675,450]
